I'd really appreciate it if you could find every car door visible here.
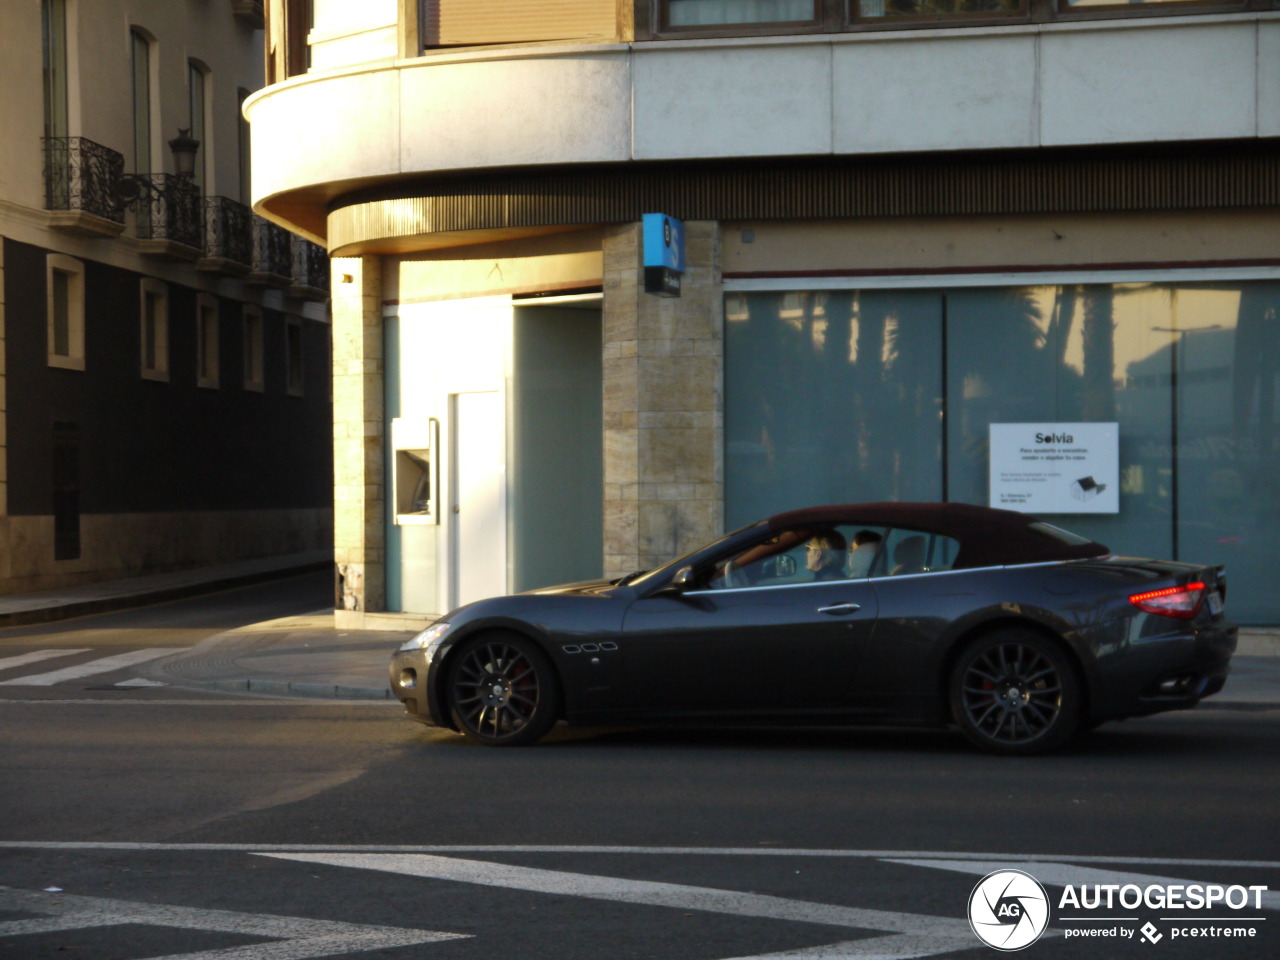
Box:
[850,527,970,718]
[615,526,880,719]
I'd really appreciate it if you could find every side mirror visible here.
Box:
[670,566,696,591]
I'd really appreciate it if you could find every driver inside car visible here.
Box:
[805,530,848,581]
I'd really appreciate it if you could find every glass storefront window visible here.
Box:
[725,280,1280,622]
[725,289,943,523]
[946,284,1176,561]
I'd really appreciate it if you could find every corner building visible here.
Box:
[250,1,1280,625]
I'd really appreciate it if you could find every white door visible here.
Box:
[452,391,505,607]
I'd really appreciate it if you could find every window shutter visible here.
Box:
[423,1,618,47]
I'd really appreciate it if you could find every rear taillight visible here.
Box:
[1130,582,1206,619]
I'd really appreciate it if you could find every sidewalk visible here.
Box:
[146,612,412,701]
[0,551,331,627]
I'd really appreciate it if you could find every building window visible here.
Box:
[47,254,85,371]
[851,0,1022,19]
[188,60,210,195]
[139,278,169,381]
[197,294,220,389]
[665,0,818,25]
[243,305,264,391]
[130,28,154,175]
[42,0,68,140]
[287,0,314,77]
[285,316,304,396]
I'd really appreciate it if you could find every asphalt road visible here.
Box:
[0,581,1276,960]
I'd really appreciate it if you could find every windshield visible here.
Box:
[626,521,767,589]
[1028,521,1096,547]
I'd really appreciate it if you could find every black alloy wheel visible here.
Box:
[448,633,560,746]
[949,629,1081,755]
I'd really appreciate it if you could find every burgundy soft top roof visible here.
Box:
[768,502,1109,569]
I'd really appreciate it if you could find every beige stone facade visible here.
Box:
[602,221,723,578]
[331,256,387,622]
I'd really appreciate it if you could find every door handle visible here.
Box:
[817,603,861,616]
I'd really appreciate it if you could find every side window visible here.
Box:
[704,528,814,590]
[703,524,889,589]
[871,528,960,578]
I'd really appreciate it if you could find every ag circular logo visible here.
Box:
[968,869,1050,951]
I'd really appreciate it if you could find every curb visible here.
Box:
[0,562,331,628]
[176,676,394,701]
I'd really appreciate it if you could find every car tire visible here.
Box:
[447,632,560,746]
[949,628,1081,756]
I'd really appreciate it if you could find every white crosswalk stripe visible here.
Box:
[0,648,183,686]
[0,649,93,673]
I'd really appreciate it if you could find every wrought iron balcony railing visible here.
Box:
[134,173,203,251]
[44,136,125,225]
[289,236,331,299]
[250,216,293,284]
[202,196,254,271]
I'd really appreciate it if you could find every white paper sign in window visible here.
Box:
[989,423,1119,514]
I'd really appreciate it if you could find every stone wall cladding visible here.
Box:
[602,221,723,577]
[0,508,332,595]
[331,256,386,614]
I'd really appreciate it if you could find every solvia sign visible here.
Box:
[989,422,1120,514]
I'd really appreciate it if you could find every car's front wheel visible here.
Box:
[949,629,1081,755]
[447,633,560,746]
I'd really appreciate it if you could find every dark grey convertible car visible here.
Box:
[389,502,1237,754]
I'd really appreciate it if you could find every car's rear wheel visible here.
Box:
[447,633,559,746]
[949,629,1081,755]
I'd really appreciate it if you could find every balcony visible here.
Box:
[44,137,126,237]
[198,196,254,275]
[232,0,264,29]
[288,236,330,300]
[248,216,293,285]
[133,174,203,260]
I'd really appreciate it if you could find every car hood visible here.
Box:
[522,578,620,597]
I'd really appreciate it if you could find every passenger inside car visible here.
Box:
[846,529,883,578]
[805,530,848,581]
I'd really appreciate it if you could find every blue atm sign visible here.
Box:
[642,213,685,297]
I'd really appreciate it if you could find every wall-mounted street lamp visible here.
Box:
[116,128,202,204]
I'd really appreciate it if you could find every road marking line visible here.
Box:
[0,843,1275,871]
[0,648,184,686]
[115,677,168,687]
[887,859,1280,911]
[0,649,91,673]
[258,852,978,960]
[0,884,467,960]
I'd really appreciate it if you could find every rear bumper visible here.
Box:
[1092,618,1237,721]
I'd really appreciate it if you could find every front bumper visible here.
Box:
[389,649,444,726]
